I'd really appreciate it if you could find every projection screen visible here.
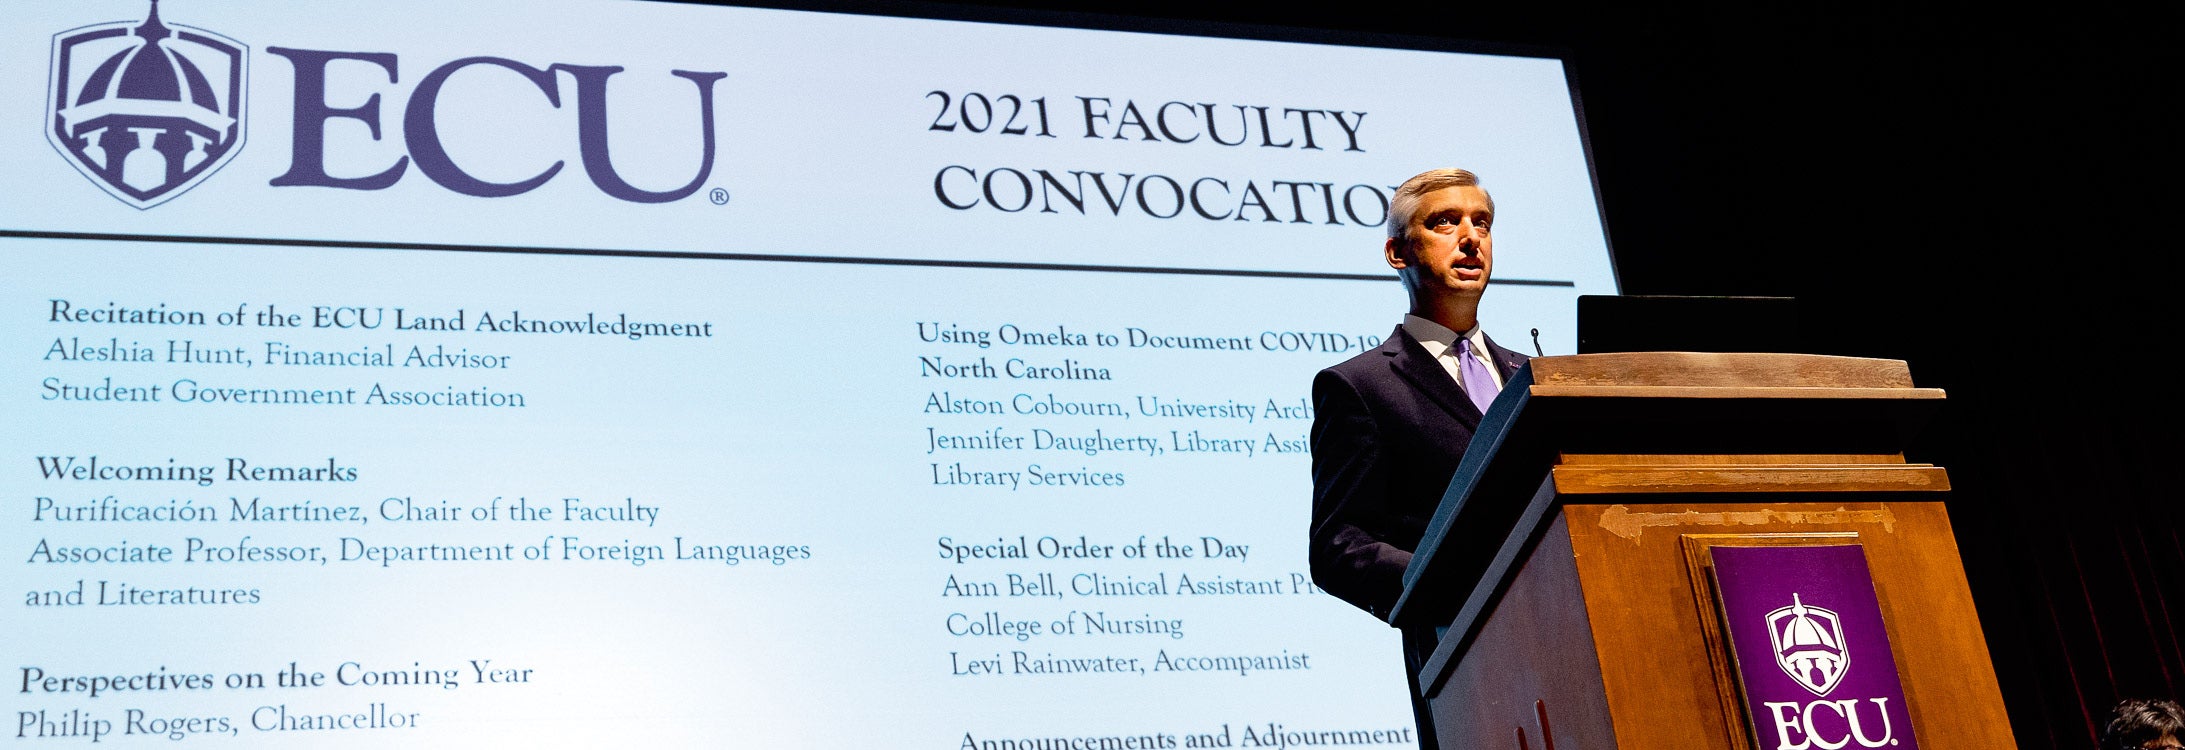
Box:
[3,0,1617,745]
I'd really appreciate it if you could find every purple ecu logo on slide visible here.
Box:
[1711,544,1917,750]
[47,0,246,209]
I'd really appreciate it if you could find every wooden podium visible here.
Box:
[1386,353,2015,749]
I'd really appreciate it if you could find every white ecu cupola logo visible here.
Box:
[1758,593,1900,750]
[47,0,248,209]
[1768,593,1848,696]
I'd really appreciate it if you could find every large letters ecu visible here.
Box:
[264,47,725,203]
[1763,698,1899,750]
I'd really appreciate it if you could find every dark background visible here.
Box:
[731,1,2183,744]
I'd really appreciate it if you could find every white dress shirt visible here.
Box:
[1401,314,1505,394]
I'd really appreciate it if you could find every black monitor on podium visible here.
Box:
[1575,295,1803,354]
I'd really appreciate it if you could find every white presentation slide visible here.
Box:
[2,1,1616,746]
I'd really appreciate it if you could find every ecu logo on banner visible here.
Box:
[47,1,247,209]
[1711,544,1917,750]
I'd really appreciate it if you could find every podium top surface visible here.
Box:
[1530,351,1929,392]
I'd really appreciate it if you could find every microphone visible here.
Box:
[1530,328,1544,357]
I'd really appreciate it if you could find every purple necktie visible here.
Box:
[1457,338,1500,415]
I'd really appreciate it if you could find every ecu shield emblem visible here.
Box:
[47,1,247,209]
[1765,593,1849,696]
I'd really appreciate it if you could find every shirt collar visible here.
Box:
[1402,314,1485,359]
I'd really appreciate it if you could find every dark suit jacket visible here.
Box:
[1308,325,1529,619]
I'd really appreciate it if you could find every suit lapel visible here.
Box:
[1382,326,1481,428]
[1480,334,1530,381]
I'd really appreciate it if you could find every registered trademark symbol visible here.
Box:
[709,188,730,205]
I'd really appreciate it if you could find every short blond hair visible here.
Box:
[1386,168,1494,246]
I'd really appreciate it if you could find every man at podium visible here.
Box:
[1308,167,1531,618]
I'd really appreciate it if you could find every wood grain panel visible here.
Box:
[1432,514,1618,750]
[1552,465,1952,494]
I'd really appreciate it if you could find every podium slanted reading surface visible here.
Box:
[1386,352,2014,749]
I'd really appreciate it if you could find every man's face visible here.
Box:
[1386,185,1494,301]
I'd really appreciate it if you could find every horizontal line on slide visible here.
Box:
[0,229,1578,286]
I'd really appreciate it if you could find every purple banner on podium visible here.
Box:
[1710,544,1918,750]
